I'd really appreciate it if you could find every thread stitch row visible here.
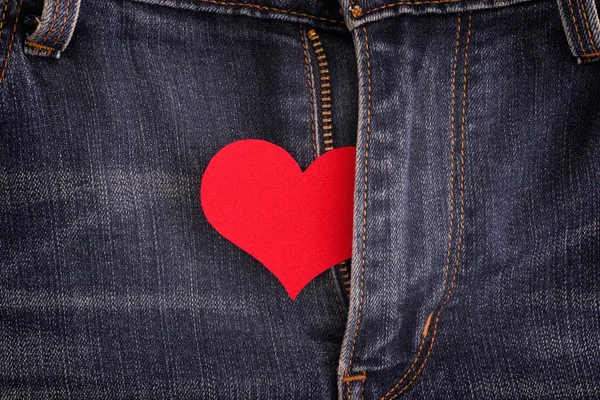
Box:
[579,0,599,53]
[51,0,71,49]
[25,40,56,52]
[383,12,471,399]
[345,24,372,400]
[0,0,8,41]
[381,14,462,397]
[0,0,22,84]
[565,0,600,57]
[37,0,59,56]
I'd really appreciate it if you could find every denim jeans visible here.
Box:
[0,0,598,398]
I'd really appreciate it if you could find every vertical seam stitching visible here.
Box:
[383,12,470,399]
[391,12,470,398]
[37,0,59,55]
[0,0,22,85]
[0,0,8,41]
[346,25,371,396]
[51,0,71,49]
[566,0,588,54]
[578,0,599,53]
[25,41,56,51]
[381,13,462,398]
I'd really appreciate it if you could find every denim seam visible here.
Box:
[363,0,462,15]
[38,0,59,53]
[51,0,71,49]
[566,0,588,54]
[343,371,367,398]
[196,0,345,24]
[0,0,21,85]
[343,371,367,383]
[382,12,471,399]
[565,0,600,57]
[0,0,7,41]
[382,14,463,398]
[578,0,599,53]
[345,24,371,400]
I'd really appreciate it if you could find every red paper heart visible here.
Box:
[200,140,355,300]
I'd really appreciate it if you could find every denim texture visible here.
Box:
[23,0,81,58]
[1,0,599,398]
[341,0,600,398]
[555,0,600,62]
[0,0,357,398]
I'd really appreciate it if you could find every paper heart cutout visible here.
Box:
[200,140,355,300]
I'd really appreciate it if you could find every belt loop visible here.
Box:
[556,0,600,63]
[24,0,81,59]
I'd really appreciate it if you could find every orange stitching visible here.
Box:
[25,41,56,52]
[421,312,434,338]
[342,371,367,383]
[37,0,60,56]
[0,0,8,41]
[0,0,22,85]
[438,13,462,302]
[383,328,427,397]
[382,14,462,398]
[578,0,599,53]
[51,0,71,49]
[363,0,462,15]
[350,5,364,18]
[196,0,344,24]
[387,13,471,399]
[580,51,600,57]
[343,372,367,400]
[566,0,587,54]
[347,26,371,389]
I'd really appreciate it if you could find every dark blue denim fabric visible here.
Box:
[340,0,600,398]
[1,0,599,399]
[0,0,356,398]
